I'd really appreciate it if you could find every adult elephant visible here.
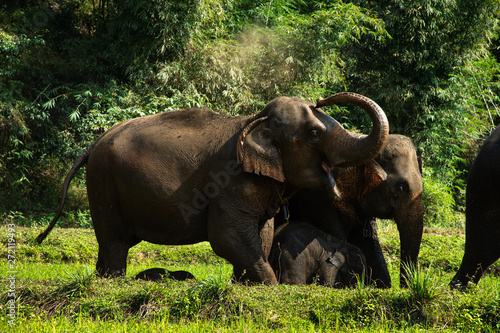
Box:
[450,124,500,289]
[36,92,389,285]
[277,135,423,287]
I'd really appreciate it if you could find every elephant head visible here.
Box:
[337,134,424,286]
[334,245,368,288]
[237,92,390,194]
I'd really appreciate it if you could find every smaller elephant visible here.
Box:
[134,268,195,282]
[269,223,367,287]
[275,134,423,288]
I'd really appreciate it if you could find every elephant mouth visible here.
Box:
[321,161,336,189]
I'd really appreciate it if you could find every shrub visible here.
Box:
[165,272,247,321]
[422,169,464,228]
[403,262,441,307]
[54,267,95,298]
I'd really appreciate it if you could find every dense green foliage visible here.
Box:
[345,0,500,205]
[1,0,500,226]
[1,225,499,331]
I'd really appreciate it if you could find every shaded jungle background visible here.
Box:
[1,0,499,229]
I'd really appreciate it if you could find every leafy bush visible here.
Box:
[171,273,236,319]
[422,169,464,228]
[154,1,388,114]
[103,0,202,76]
[1,0,499,226]
[343,0,500,210]
[54,267,95,298]
[403,263,441,307]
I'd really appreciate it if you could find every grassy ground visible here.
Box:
[1,222,499,332]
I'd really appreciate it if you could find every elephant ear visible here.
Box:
[237,117,285,182]
[417,156,423,175]
[360,160,387,197]
[326,250,346,269]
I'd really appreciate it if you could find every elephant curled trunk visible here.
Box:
[316,92,390,168]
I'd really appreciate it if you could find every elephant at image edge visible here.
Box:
[269,222,367,287]
[451,124,500,288]
[277,134,423,287]
[35,92,389,285]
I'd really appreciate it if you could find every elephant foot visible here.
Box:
[96,267,126,278]
[134,268,195,282]
[232,266,278,285]
[449,272,476,290]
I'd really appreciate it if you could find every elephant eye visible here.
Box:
[309,129,322,143]
[397,180,408,193]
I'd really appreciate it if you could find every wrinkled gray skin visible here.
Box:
[269,223,367,287]
[35,92,389,285]
[451,124,500,289]
[276,135,423,288]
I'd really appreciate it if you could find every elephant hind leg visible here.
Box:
[451,216,500,289]
[451,249,499,288]
[96,242,131,277]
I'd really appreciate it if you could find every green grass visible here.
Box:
[403,262,440,307]
[1,224,499,332]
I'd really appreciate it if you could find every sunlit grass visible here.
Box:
[1,225,499,332]
[403,262,441,306]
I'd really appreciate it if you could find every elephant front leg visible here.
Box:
[207,205,278,285]
[232,256,278,284]
[259,218,274,261]
[349,220,391,288]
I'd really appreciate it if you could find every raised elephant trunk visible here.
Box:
[316,92,389,167]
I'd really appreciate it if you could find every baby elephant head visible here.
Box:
[328,245,367,288]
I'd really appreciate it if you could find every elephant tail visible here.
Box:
[35,141,97,244]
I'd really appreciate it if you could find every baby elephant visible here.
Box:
[269,223,367,287]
